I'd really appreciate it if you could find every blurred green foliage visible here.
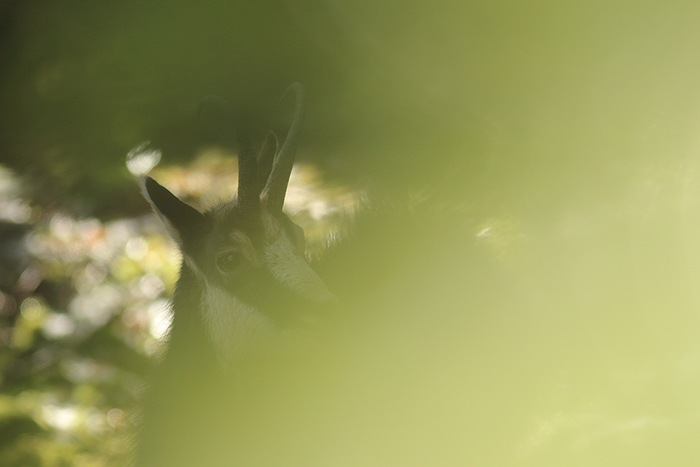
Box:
[0,154,357,465]
[2,1,700,466]
[0,167,174,465]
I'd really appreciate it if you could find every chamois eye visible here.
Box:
[215,251,239,274]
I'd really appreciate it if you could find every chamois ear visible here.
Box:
[141,176,206,246]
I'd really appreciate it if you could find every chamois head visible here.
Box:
[142,83,337,362]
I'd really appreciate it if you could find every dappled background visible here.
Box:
[2,1,700,466]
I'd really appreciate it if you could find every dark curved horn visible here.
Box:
[256,131,278,194]
[197,95,260,217]
[262,82,306,212]
[235,121,260,217]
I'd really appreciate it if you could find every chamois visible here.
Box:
[133,83,529,467]
[135,83,338,467]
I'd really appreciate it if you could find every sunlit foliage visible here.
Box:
[0,156,356,465]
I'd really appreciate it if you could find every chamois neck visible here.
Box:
[161,266,218,373]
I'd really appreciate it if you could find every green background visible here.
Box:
[1,1,700,465]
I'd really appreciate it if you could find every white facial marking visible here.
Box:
[261,213,338,304]
[201,282,274,366]
[189,212,336,367]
